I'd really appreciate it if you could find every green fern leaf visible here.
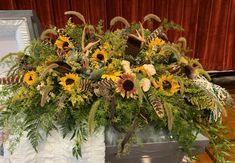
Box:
[163,102,174,131]
[88,99,102,135]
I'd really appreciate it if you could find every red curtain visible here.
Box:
[0,0,235,71]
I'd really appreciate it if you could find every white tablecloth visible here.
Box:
[3,128,105,163]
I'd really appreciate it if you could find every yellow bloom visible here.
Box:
[148,37,165,50]
[101,71,122,82]
[55,36,74,56]
[55,36,74,50]
[59,73,80,92]
[92,49,108,68]
[134,66,147,76]
[23,71,38,85]
[157,75,180,96]
[116,73,137,98]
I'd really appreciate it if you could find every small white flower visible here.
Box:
[121,60,132,73]
[143,64,156,76]
[36,82,45,91]
[140,78,151,92]
[49,92,55,98]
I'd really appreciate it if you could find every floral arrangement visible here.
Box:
[0,11,234,162]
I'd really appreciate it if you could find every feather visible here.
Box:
[93,79,115,97]
[78,79,92,92]
[46,61,71,74]
[95,79,115,90]
[145,26,164,46]
[148,94,165,118]
[0,75,23,85]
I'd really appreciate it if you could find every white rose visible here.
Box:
[143,64,156,76]
[140,78,151,92]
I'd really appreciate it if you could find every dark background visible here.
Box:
[0,0,235,71]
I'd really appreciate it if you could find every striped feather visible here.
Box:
[149,97,165,119]
[145,26,163,46]
[95,79,115,90]
[78,79,92,92]
[93,79,115,97]
[0,75,24,85]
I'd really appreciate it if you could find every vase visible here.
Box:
[105,134,208,163]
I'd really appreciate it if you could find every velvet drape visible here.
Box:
[0,0,234,71]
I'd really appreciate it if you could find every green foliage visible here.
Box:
[72,121,88,158]
[163,102,174,130]
[161,18,184,32]
[171,114,197,156]
[64,18,83,45]
[102,30,127,58]
[184,83,223,110]
[88,99,102,135]
[0,13,233,162]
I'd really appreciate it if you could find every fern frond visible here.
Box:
[88,99,102,135]
[25,118,42,152]
[163,102,174,130]
[198,69,211,81]
[6,63,19,76]
[0,53,18,64]
[174,76,185,94]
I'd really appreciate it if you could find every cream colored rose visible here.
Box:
[143,64,156,76]
[121,60,132,73]
[140,78,151,92]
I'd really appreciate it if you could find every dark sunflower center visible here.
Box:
[123,80,134,91]
[65,78,74,85]
[63,42,69,49]
[163,81,172,90]
[97,54,104,61]
[29,76,33,81]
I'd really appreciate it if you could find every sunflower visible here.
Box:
[101,71,122,82]
[134,66,147,75]
[92,49,108,68]
[157,75,180,96]
[134,64,156,76]
[59,73,80,92]
[116,73,137,98]
[23,71,38,85]
[55,36,74,55]
[148,37,165,51]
